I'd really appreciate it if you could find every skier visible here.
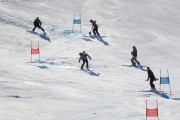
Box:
[89,19,100,36]
[131,46,140,66]
[32,17,45,33]
[146,67,156,90]
[79,51,91,70]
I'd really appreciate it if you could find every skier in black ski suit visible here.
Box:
[131,46,140,66]
[79,51,91,69]
[90,19,100,36]
[32,17,45,32]
[147,67,156,90]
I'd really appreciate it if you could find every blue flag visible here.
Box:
[73,19,81,24]
[160,77,170,84]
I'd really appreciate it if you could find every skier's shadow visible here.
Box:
[134,66,147,71]
[139,90,169,99]
[83,69,100,77]
[39,33,51,42]
[171,98,180,100]
[27,30,51,42]
[88,71,100,77]
[82,38,93,42]
[122,64,147,72]
[30,60,49,69]
[153,91,169,99]
[38,65,48,69]
[96,37,109,45]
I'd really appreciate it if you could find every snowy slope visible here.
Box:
[0,0,180,120]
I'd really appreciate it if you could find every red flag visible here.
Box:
[146,108,158,117]
[31,48,40,54]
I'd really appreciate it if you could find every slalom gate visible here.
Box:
[72,14,81,32]
[159,69,172,94]
[146,100,159,120]
[31,41,40,62]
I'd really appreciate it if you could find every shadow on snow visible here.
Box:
[82,69,100,77]
[134,65,147,71]
[139,90,170,99]
[30,60,49,69]
[122,64,147,72]
[27,30,51,42]
[39,33,51,42]
[96,36,109,46]
[82,38,93,42]
[88,70,100,77]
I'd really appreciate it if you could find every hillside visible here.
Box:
[0,0,180,120]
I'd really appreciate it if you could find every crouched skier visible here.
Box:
[79,51,91,70]
[32,17,45,33]
[147,67,156,91]
[90,19,100,36]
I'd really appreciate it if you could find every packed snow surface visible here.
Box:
[0,0,180,120]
